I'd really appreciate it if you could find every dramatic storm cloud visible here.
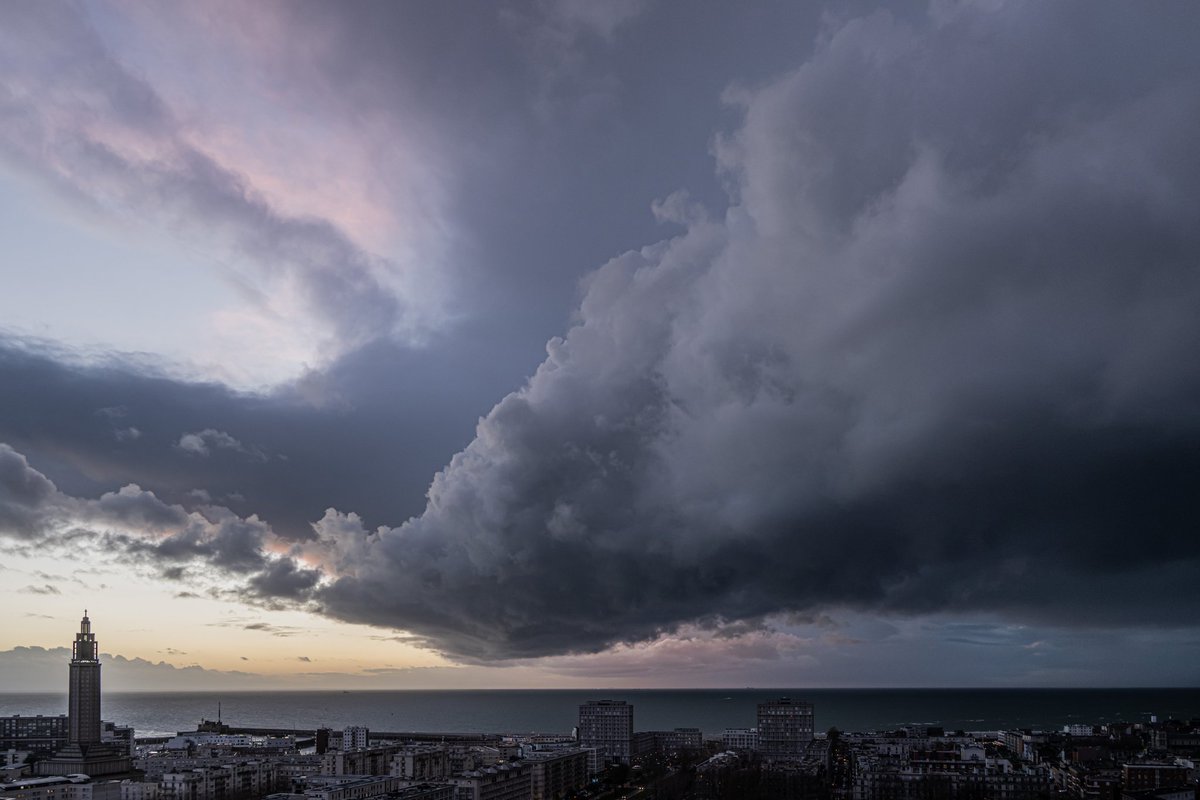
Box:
[307,3,1200,658]
[2,1,1199,683]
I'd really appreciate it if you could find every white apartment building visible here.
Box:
[157,762,279,800]
[342,729,369,752]
[448,763,531,800]
[390,746,447,782]
[322,746,406,777]
[722,728,759,751]
[163,734,291,752]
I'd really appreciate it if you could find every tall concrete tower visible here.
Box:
[68,610,102,746]
[36,611,130,777]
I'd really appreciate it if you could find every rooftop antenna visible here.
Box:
[218,701,221,724]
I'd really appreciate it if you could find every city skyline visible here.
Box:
[2,1,1200,690]
[2,615,1195,800]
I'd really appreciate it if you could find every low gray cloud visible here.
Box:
[0,333,510,542]
[0,646,268,692]
[32,571,68,581]
[247,558,322,601]
[0,444,60,537]
[0,441,279,591]
[22,584,61,595]
[107,514,270,575]
[232,621,303,638]
[177,429,268,462]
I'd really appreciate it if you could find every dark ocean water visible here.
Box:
[2,689,1198,739]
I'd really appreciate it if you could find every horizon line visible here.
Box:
[3,685,1198,694]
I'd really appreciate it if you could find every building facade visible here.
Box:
[390,746,448,782]
[722,728,759,751]
[69,612,102,747]
[322,745,407,776]
[0,776,122,800]
[0,717,69,755]
[757,698,814,763]
[341,728,369,752]
[525,749,589,800]
[157,763,280,800]
[294,776,402,800]
[448,763,531,800]
[577,701,633,767]
[101,723,135,758]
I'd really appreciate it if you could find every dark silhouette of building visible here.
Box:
[68,610,102,746]
[757,698,814,763]
[35,612,132,777]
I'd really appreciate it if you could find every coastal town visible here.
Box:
[4,2,1200,797]
[1,616,1198,800]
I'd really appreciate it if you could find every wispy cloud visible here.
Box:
[176,429,268,462]
[0,2,454,383]
[236,622,303,638]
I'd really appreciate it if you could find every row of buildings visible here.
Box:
[5,614,1197,800]
[1,719,133,765]
[689,721,1200,800]
[0,616,819,800]
[2,734,594,800]
[577,696,815,766]
[0,615,602,800]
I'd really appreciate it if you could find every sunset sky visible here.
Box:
[2,1,1199,691]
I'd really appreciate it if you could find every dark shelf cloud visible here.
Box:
[1,1,1198,683]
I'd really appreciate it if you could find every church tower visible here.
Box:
[36,611,131,776]
[68,610,102,746]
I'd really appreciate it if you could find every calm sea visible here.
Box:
[1,689,1198,739]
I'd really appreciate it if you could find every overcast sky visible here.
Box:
[2,0,1199,690]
